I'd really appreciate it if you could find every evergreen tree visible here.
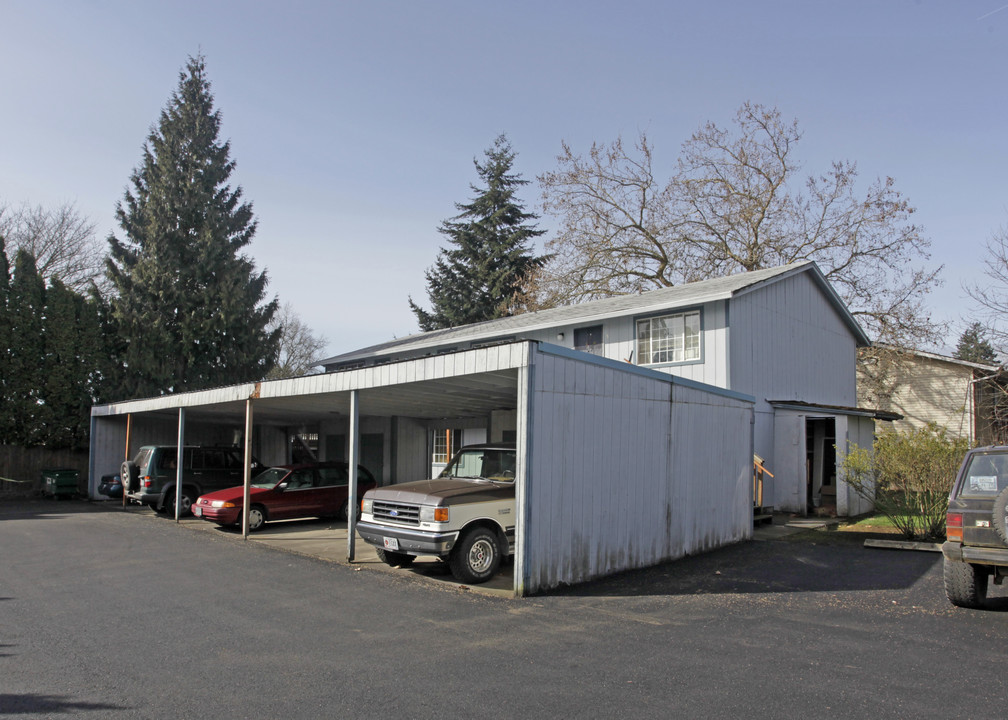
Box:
[8,250,48,446]
[409,135,547,331]
[106,55,279,398]
[954,322,998,364]
[43,279,81,448]
[0,238,11,443]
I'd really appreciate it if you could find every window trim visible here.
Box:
[633,307,703,367]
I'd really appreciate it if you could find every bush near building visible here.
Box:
[840,423,970,541]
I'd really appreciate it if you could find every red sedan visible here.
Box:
[193,462,377,531]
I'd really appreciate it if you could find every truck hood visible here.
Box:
[366,477,514,505]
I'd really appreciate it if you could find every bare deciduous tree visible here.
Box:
[538,102,943,347]
[967,227,1008,353]
[265,303,328,380]
[0,201,105,292]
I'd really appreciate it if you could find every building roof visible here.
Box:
[322,261,870,367]
[873,344,1003,374]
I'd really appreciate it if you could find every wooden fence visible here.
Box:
[0,445,91,498]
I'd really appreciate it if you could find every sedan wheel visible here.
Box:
[247,506,266,532]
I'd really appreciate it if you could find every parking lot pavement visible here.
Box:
[4,498,1008,719]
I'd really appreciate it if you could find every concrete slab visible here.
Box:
[161,508,516,597]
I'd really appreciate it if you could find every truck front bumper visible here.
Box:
[356,520,459,556]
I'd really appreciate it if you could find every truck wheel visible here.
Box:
[944,557,988,608]
[449,527,501,584]
[992,486,1008,545]
[376,548,414,568]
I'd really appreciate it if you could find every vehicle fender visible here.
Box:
[458,518,511,556]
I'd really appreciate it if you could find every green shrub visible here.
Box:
[839,424,969,541]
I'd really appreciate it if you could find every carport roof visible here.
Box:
[92,343,527,426]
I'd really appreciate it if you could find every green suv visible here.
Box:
[122,446,262,516]
[943,446,1008,608]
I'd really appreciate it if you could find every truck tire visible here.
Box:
[449,527,501,584]
[943,557,988,608]
[992,486,1008,545]
[375,548,414,568]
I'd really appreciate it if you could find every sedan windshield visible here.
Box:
[251,468,289,489]
[440,449,516,482]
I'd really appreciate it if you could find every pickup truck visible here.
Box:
[356,444,516,584]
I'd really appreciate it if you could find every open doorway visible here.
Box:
[805,417,837,515]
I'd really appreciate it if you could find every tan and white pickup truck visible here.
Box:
[356,444,516,584]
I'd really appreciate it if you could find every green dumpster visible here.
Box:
[41,468,79,499]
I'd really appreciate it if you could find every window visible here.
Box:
[574,325,604,355]
[636,310,701,365]
[432,428,462,464]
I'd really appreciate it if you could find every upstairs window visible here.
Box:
[574,325,604,355]
[636,310,701,365]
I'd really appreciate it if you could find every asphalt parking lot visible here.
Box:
[2,498,1007,718]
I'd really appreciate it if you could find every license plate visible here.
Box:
[383,537,399,551]
[193,507,202,517]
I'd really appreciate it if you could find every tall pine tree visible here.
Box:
[954,322,998,364]
[8,250,48,446]
[410,135,547,331]
[106,55,279,398]
[0,238,11,444]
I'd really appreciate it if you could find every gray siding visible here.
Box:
[729,271,857,406]
[518,346,753,594]
[521,300,729,388]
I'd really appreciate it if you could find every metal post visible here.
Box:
[242,398,253,539]
[123,414,132,507]
[347,390,359,562]
[175,408,185,523]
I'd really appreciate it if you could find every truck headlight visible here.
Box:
[420,506,448,523]
[361,498,373,515]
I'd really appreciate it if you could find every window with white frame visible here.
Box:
[432,428,462,464]
[635,310,701,365]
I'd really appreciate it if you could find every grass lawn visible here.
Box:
[839,513,906,533]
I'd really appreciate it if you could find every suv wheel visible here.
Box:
[992,486,1008,545]
[944,557,988,608]
[164,488,196,517]
[121,461,139,493]
[449,527,501,584]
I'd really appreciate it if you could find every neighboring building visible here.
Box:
[322,261,885,516]
[857,347,1007,445]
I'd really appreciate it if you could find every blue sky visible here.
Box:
[3,1,1006,356]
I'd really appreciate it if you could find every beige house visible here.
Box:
[858,347,1006,445]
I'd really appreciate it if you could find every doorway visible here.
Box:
[805,418,837,514]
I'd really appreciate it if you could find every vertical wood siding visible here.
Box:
[730,272,858,408]
[519,347,754,594]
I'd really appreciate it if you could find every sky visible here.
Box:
[2,0,1007,358]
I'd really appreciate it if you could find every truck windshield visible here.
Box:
[440,449,516,482]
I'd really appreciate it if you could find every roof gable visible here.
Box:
[322,261,869,367]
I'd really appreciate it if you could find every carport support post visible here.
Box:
[347,389,359,562]
[175,409,185,523]
[242,398,253,539]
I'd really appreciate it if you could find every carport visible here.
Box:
[91,341,756,595]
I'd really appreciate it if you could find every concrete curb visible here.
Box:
[864,538,943,553]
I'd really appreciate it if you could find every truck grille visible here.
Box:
[372,500,420,526]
